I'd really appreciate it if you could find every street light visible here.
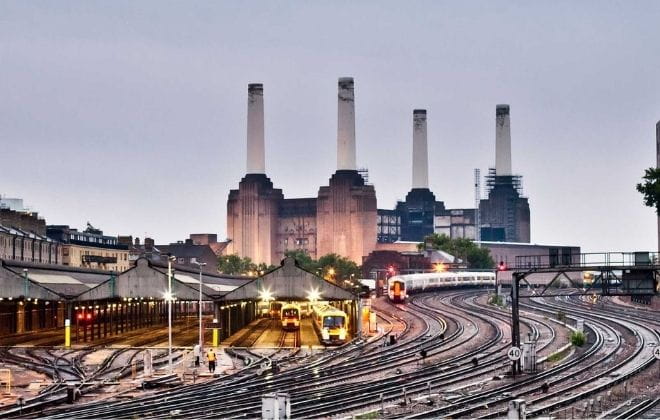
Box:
[192,261,207,352]
[167,255,176,374]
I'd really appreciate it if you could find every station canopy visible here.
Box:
[0,258,250,301]
[221,257,356,302]
[77,258,250,301]
[0,261,63,300]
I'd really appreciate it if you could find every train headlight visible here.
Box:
[339,328,346,340]
[322,329,329,340]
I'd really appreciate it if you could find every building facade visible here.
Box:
[47,224,129,272]
[0,225,61,264]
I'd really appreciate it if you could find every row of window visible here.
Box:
[282,238,310,246]
[69,233,118,245]
[377,226,401,234]
[377,215,401,224]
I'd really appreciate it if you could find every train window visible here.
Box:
[323,316,345,328]
[282,309,298,317]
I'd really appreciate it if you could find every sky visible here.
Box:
[1,1,659,253]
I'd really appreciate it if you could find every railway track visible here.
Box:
[408,292,659,419]
[277,329,300,348]
[46,290,522,419]
[12,288,656,419]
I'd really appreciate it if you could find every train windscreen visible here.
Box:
[323,316,345,328]
[282,308,298,317]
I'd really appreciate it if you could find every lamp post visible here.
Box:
[167,255,176,374]
[193,261,207,351]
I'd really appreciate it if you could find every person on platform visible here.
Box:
[206,348,216,373]
[193,344,201,367]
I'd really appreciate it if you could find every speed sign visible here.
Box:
[653,346,660,360]
[507,346,522,361]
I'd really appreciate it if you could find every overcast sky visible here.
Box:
[1,1,658,253]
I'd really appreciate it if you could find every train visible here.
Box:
[311,304,349,345]
[281,303,301,330]
[387,271,496,302]
[388,279,406,303]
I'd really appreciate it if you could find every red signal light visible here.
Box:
[387,266,395,274]
[77,313,83,320]
[498,261,507,271]
[86,313,92,321]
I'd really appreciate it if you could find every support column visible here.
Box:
[57,302,65,328]
[16,302,25,334]
[511,273,522,376]
[96,306,101,339]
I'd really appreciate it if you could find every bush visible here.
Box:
[488,294,504,307]
[570,330,586,347]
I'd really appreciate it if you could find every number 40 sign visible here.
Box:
[653,346,660,360]
[508,346,522,361]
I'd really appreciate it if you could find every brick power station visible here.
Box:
[227,79,530,265]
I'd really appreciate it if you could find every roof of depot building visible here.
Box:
[221,257,356,302]
[0,258,252,301]
[0,261,63,300]
[2,259,112,299]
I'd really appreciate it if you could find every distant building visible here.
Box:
[47,223,129,272]
[0,201,60,264]
[119,234,228,272]
[158,239,220,269]
[0,207,46,236]
[0,197,28,212]
[226,81,532,266]
[482,241,580,269]
[0,225,61,264]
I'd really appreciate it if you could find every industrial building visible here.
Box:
[227,79,377,265]
[227,78,532,265]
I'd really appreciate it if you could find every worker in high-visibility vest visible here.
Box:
[206,348,216,373]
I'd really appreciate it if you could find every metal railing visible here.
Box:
[513,252,659,270]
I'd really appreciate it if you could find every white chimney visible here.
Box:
[495,104,512,176]
[337,77,356,171]
[412,109,429,189]
[246,83,265,174]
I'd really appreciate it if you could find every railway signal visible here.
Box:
[498,261,507,271]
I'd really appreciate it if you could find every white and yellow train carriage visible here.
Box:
[312,305,349,345]
[280,303,301,331]
[390,271,496,295]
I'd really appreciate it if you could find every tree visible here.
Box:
[283,250,361,283]
[217,254,257,275]
[316,253,361,283]
[284,249,317,272]
[636,167,660,214]
[420,233,495,269]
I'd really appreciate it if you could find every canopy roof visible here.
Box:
[77,258,250,301]
[0,262,62,300]
[221,257,356,301]
[0,258,250,301]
